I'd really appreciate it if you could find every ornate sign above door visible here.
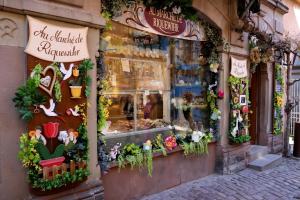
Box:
[25,16,89,62]
[113,4,205,41]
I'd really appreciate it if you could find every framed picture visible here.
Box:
[239,95,247,105]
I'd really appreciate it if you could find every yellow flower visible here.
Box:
[28,130,36,138]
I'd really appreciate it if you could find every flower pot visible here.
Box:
[72,67,79,77]
[43,122,59,138]
[70,86,82,98]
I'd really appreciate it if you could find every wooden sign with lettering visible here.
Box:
[144,7,186,36]
[230,56,248,78]
[113,4,205,41]
[25,16,89,62]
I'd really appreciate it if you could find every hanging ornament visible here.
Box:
[242,105,249,113]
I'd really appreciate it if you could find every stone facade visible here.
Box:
[193,0,288,174]
[0,0,104,199]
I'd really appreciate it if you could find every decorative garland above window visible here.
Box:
[273,64,284,135]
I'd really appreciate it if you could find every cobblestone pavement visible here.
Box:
[141,158,300,200]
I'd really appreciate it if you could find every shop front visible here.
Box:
[97,2,223,200]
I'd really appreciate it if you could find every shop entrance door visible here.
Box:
[249,66,260,144]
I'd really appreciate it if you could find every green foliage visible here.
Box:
[13,64,47,121]
[117,143,144,169]
[228,76,242,85]
[36,143,65,160]
[152,134,167,156]
[31,168,90,191]
[229,135,251,144]
[144,149,153,177]
[54,80,62,102]
[18,133,41,171]
[273,64,284,135]
[79,59,94,97]
[180,138,209,156]
[101,0,198,21]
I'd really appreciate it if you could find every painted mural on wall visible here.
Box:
[13,16,92,192]
[228,57,251,144]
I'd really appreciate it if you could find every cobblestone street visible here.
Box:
[141,158,300,200]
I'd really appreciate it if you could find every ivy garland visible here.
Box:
[273,64,284,135]
[101,0,198,22]
[228,76,251,144]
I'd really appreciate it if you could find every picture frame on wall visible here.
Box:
[239,95,247,106]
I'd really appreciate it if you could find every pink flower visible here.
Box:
[218,90,224,99]
[165,136,177,150]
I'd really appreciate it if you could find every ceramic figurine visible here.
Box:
[231,116,239,137]
[60,63,74,81]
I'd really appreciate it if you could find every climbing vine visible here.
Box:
[273,64,284,135]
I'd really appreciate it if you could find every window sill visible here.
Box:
[105,141,216,170]
[102,126,173,140]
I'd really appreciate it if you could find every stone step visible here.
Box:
[247,145,269,162]
[248,154,282,171]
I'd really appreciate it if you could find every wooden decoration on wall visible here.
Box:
[25,16,89,62]
[15,16,92,193]
[38,65,57,96]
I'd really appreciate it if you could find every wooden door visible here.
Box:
[249,67,260,144]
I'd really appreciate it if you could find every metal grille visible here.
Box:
[289,79,300,138]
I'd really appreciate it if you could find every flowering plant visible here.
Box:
[164,135,177,150]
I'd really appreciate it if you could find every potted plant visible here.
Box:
[69,78,82,98]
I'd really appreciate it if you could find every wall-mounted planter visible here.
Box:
[70,86,82,98]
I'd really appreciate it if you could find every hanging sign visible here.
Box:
[230,56,248,78]
[144,7,186,36]
[113,4,205,41]
[25,16,89,62]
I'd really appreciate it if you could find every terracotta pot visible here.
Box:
[43,122,59,138]
[70,86,82,98]
[72,68,79,77]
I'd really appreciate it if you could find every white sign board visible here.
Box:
[25,16,89,62]
[230,56,248,78]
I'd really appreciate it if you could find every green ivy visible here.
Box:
[18,133,41,171]
[79,59,94,98]
[273,64,284,135]
[13,64,47,121]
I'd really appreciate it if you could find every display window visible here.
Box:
[98,22,209,136]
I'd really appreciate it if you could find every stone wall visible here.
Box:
[0,1,104,199]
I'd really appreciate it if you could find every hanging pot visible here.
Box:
[43,122,59,138]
